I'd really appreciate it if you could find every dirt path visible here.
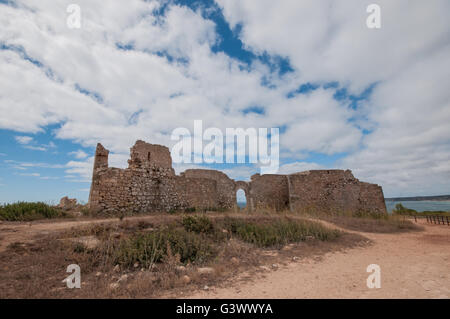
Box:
[187,219,450,299]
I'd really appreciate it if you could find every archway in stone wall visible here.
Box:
[234,181,250,212]
[236,189,246,209]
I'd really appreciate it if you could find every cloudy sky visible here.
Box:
[0,0,449,203]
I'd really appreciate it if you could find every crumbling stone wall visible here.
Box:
[58,196,78,211]
[181,169,236,209]
[88,140,387,214]
[287,170,386,214]
[174,176,218,210]
[89,141,180,213]
[128,140,174,171]
[248,174,290,211]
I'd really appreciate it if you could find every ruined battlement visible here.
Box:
[88,140,387,215]
[128,140,174,171]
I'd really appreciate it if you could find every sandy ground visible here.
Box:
[0,217,448,298]
[187,219,450,299]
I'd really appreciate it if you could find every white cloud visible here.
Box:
[69,150,89,159]
[272,89,362,154]
[215,0,450,196]
[18,172,59,180]
[0,1,449,196]
[46,141,56,148]
[0,0,358,156]
[11,165,27,170]
[65,158,94,182]
[219,165,258,181]
[65,152,128,182]
[217,0,449,91]
[39,176,59,180]
[19,172,41,177]
[277,162,324,175]
[340,47,450,196]
[23,145,47,151]
[15,136,33,144]
[14,135,57,151]
[6,160,66,172]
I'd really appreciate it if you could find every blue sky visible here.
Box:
[1,0,449,203]
[0,126,92,203]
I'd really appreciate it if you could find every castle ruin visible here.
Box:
[88,140,387,214]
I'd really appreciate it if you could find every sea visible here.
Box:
[385,200,450,213]
[237,200,450,212]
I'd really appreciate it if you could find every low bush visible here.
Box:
[223,217,341,247]
[393,204,450,217]
[181,215,214,234]
[327,213,421,233]
[0,202,65,221]
[112,225,215,268]
[392,203,417,216]
[78,215,344,271]
[295,208,423,233]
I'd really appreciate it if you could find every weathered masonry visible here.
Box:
[88,140,387,214]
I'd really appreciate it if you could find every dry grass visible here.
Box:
[0,213,367,298]
[324,215,423,233]
[288,209,424,233]
[222,216,341,247]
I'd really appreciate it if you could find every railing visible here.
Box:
[420,215,450,226]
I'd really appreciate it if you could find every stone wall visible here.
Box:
[128,140,174,171]
[181,169,236,209]
[287,170,386,214]
[88,140,387,215]
[248,174,290,210]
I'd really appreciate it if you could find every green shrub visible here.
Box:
[419,210,450,216]
[223,217,340,247]
[92,216,343,269]
[80,206,91,216]
[392,204,450,217]
[392,203,417,216]
[113,226,215,267]
[181,215,214,234]
[0,202,65,221]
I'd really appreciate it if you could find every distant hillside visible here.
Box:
[385,195,450,201]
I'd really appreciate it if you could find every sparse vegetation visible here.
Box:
[113,225,217,268]
[80,206,91,216]
[223,217,341,247]
[0,202,65,221]
[0,212,367,298]
[109,216,341,269]
[181,215,214,234]
[393,203,450,217]
[392,203,417,215]
[300,209,423,233]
